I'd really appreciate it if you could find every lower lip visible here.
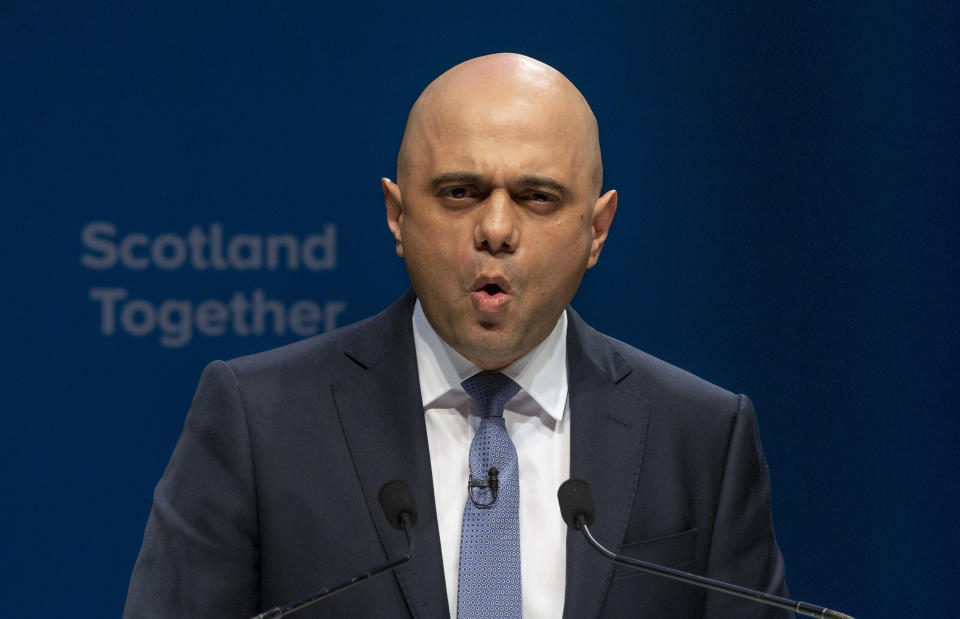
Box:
[471,290,511,313]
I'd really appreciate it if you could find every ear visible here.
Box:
[586,189,617,269]
[381,177,405,258]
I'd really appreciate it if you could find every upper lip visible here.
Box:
[471,275,511,294]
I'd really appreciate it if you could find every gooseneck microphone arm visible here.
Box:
[577,515,850,619]
[558,479,855,619]
[251,480,418,619]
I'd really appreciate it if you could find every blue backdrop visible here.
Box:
[2,2,957,616]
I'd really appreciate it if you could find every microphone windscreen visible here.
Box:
[557,479,596,530]
[378,480,418,529]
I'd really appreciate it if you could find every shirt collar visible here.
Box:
[412,299,568,423]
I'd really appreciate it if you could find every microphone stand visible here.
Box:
[577,515,854,619]
[251,514,416,619]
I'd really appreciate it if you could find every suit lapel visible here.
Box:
[332,292,449,618]
[563,310,651,619]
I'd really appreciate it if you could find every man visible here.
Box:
[124,53,788,618]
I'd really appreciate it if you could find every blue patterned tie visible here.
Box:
[457,372,523,619]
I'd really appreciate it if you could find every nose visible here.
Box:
[474,190,519,254]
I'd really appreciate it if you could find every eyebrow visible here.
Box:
[515,175,570,198]
[429,171,486,190]
[429,171,571,198]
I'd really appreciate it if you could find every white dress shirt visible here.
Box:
[413,300,570,619]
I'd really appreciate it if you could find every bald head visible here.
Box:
[397,53,603,195]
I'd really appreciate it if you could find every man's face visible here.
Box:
[384,64,616,369]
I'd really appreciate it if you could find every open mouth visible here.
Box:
[472,276,510,295]
[471,276,511,312]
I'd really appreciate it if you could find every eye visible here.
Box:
[519,191,558,208]
[440,186,478,200]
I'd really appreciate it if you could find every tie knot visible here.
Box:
[461,372,521,418]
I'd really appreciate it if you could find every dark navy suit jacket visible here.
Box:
[124,291,789,618]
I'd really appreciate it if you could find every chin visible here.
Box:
[460,335,524,369]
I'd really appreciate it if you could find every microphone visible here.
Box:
[379,479,420,529]
[467,466,500,508]
[251,480,418,619]
[557,479,855,619]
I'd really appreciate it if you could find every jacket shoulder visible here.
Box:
[218,291,416,386]
[611,335,738,404]
[568,308,744,422]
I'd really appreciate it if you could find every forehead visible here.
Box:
[420,97,590,183]
[407,84,596,189]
